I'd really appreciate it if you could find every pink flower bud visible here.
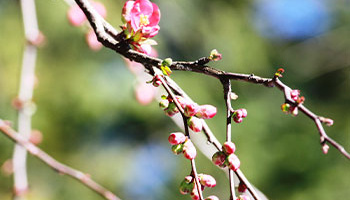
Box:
[322,144,329,154]
[184,103,200,117]
[199,174,216,188]
[159,99,169,109]
[324,118,334,126]
[151,75,162,87]
[190,186,200,200]
[179,176,194,195]
[238,182,247,193]
[205,196,220,200]
[196,105,217,119]
[222,141,236,155]
[227,154,240,171]
[290,89,300,101]
[183,140,197,160]
[187,117,203,132]
[212,151,226,166]
[209,49,222,61]
[168,132,186,145]
[164,102,179,117]
[233,117,243,123]
[239,108,247,118]
[234,110,243,118]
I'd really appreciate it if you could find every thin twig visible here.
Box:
[13,0,40,197]
[0,120,120,200]
[154,67,204,200]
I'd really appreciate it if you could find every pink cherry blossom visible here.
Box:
[196,105,217,119]
[68,1,107,27]
[122,0,160,38]
[168,132,186,145]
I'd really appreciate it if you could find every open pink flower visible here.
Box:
[122,0,160,38]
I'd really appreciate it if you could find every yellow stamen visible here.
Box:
[139,14,150,26]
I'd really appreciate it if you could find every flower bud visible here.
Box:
[152,75,162,87]
[209,49,222,61]
[199,174,216,188]
[238,182,247,193]
[184,103,200,117]
[171,143,184,155]
[179,176,194,195]
[183,140,197,160]
[239,108,247,118]
[162,58,173,67]
[222,141,236,155]
[290,89,300,101]
[168,132,186,145]
[281,103,290,113]
[164,102,179,117]
[322,144,329,154]
[159,99,169,109]
[212,151,226,166]
[196,105,217,119]
[227,154,240,171]
[190,187,200,200]
[205,196,219,200]
[233,117,243,124]
[187,117,203,132]
[234,110,243,118]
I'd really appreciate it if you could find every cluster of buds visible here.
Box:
[179,174,218,200]
[212,141,240,171]
[177,96,217,132]
[281,89,305,116]
[232,108,248,123]
[160,96,217,132]
[121,0,161,55]
[168,132,197,160]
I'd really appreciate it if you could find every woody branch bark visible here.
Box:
[12,0,40,198]
[0,120,120,200]
[74,0,350,160]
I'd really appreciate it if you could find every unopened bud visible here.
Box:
[184,103,200,117]
[209,49,222,61]
[196,105,217,119]
[168,132,186,145]
[183,140,197,160]
[199,174,216,188]
[212,151,226,166]
[238,181,247,193]
[187,117,203,132]
[322,144,329,154]
[227,154,240,171]
[222,141,236,155]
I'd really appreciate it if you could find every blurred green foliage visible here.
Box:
[0,0,349,200]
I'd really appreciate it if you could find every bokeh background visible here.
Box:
[0,0,349,199]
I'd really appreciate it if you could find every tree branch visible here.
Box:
[0,120,120,200]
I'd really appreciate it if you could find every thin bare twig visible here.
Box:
[0,120,120,200]
[13,0,40,197]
